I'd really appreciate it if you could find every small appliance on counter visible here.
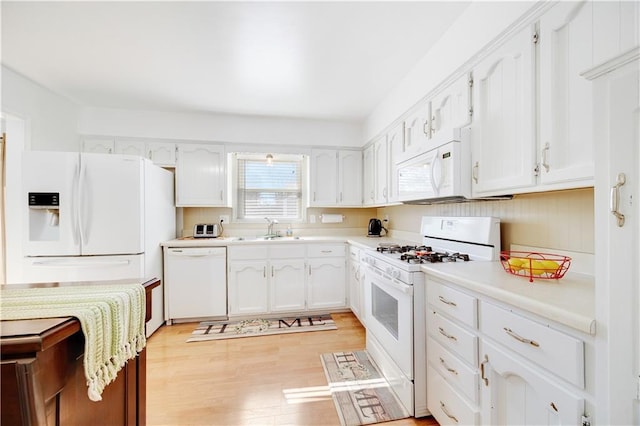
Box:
[367,218,387,237]
[193,223,223,238]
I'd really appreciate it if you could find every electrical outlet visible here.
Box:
[384,214,389,222]
[309,214,316,224]
[219,215,229,223]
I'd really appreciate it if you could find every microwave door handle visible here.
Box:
[431,152,441,195]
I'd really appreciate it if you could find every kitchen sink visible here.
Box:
[232,236,305,241]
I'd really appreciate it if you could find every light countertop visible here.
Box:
[421,261,595,335]
[161,235,595,335]
[161,235,414,248]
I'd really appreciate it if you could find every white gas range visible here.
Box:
[360,216,501,418]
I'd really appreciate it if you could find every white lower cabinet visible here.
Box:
[307,243,347,310]
[428,364,480,425]
[228,243,346,317]
[426,276,590,425]
[228,260,269,315]
[348,245,364,324]
[426,277,481,426]
[480,340,584,425]
[270,259,306,312]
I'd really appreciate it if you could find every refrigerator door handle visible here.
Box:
[78,157,87,247]
[72,159,81,246]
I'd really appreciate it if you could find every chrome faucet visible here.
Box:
[265,217,279,237]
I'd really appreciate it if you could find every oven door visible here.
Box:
[363,264,414,378]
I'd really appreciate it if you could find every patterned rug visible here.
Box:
[320,351,410,426]
[186,314,337,342]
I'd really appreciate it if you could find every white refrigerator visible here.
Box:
[21,151,176,335]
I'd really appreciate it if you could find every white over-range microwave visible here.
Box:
[396,127,471,204]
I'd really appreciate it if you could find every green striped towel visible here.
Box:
[0,284,146,402]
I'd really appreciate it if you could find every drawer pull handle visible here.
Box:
[480,355,489,386]
[439,357,458,375]
[439,401,459,423]
[503,327,540,347]
[550,402,558,412]
[438,295,457,307]
[438,327,457,341]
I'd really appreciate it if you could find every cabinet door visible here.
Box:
[270,259,306,312]
[373,137,389,205]
[228,261,269,315]
[386,123,404,204]
[82,138,114,154]
[348,258,361,320]
[147,142,176,167]
[307,258,346,310]
[480,340,584,425]
[176,144,226,206]
[362,144,375,206]
[471,25,537,196]
[593,1,640,66]
[310,149,337,206]
[430,73,472,141]
[402,101,431,161]
[338,150,362,206]
[592,61,639,426]
[539,1,594,187]
[114,140,145,157]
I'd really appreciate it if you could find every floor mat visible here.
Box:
[186,314,337,342]
[320,350,410,426]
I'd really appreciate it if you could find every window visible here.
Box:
[232,153,306,221]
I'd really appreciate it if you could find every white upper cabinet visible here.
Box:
[471,24,537,196]
[373,136,389,205]
[114,140,145,157]
[338,150,362,206]
[386,122,404,204]
[362,144,376,206]
[82,137,114,154]
[147,142,177,167]
[401,101,431,162]
[176,143,226,207]
[538,1,594,188]
[310,149,362,207]
[430,73,472,143]
[310,149,338,206]
[593,0,640,67]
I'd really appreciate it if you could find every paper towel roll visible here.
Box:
[321,214,344,224]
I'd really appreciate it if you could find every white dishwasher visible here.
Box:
[164,246,227,323]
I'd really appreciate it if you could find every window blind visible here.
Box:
[236,156,303,219]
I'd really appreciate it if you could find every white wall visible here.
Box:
[364,1,536,142]
[78,106,362,148]
[1,66,80,151]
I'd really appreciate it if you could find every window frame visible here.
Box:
[230,152,308,223]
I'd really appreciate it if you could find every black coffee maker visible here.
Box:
[368,218,386,237]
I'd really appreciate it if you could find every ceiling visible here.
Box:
[1,1,471,122]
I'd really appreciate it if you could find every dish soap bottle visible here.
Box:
[286,224,293,237]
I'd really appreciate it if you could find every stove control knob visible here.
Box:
[392,270,401,279]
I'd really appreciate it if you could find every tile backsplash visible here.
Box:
[181,188,594,254]
[378,188,594,254]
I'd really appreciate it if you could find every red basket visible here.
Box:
[499,251,571,283]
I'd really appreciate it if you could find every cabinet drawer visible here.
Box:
[307,243,346,258]
[428,309,478,366]
[270,244,305,259]
[349,245,360,261]
[479,301,584,388]
[228,245,269,260]
[428,338,479,404]
[427,364,480,426]
[427,279,477,328]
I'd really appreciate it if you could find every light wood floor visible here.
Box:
[146,312,439,426]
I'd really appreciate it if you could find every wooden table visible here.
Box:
[1,278,160,426]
